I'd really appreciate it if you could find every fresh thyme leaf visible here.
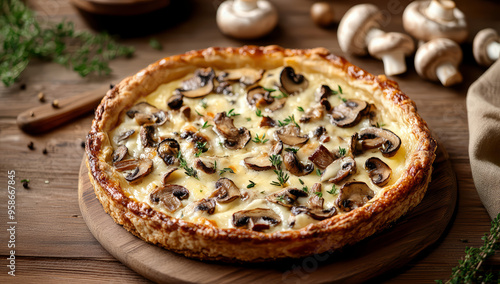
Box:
[297,106,305,112]
[278,114,299,128]
[194,109,203,116]
[252,133,269,144]
[263,87,276,92]
[201,121,212,129]
[299,179,304,185]
[276,195,285,203]
[338,146,346,157]
[269,154,289,187]
[194,141,208,157]
[338,95,347,103]
[219,167,235,176]
[314,191,323,198]
[227,108,240,117]
[260,191,265,194]
[284,147,298,153]
[200,98,208,109]
[246,117,251,121]
[299,179,309,193]
[255,109,263,117]
[327,185,338,195]
[316,168,322,176]
[272,91,288,99]
[376,122,386,128]
[149,38,162,50]
[338,85,343,94]
[177,152,199,179]
[213,161,217,171]
[247,180,256,188]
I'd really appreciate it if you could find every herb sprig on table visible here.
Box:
[0,0,135,87]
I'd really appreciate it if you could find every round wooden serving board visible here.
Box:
[78,144,457,284]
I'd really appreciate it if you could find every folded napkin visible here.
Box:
[467,59,500,220]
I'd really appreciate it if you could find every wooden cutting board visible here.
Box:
[78,144,457,283]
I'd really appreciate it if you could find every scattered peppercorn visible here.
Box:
[42,148,48,155]
[52,99,60,108]
[38,92,45,102]
[21,179,30,189]
[81,141,85,148]
[30,111,35,117]
[27,141,35,150]
[109,84,115,89]
[20,83,26,90]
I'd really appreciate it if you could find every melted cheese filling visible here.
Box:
[109,67,414,233]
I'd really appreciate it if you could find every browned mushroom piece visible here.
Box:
[232,208,281,231]
[180,130,208,144]
[244,155,274,171]
[320,98,332,112]
[210,178,242,203]
[115,130,135,144]
[215,81,233,96]
[167,94,183,110]
[194,158,216,174]
[115,158,154,183]
[266,187,308,208]
[315,85,334,102]
[112,145,128,163]
[162,168,179,184]
[275,125,309,146]
[299,104,324,123]
[283,151,314,176]
[349,132,362,156]
[260,116,277,127]
[330,99,368,128]
[308,145,336,169]
[140,125,156,148]
[279,66,309,94]
[246,86,286,112]
[217,68,265,86]
[336,181,374,212]
[157,138,180,166]
[150,184,189,212]
[358,127,401,157]
[126,102,168,125]
[367,104,378,127]
[293,183,337,220]
[313,126,327,138]
[213,111,251,150]
[365,157,392,187]
[270,140,283,155]
[180,106,191,120]
[320,155,356,183]
[194,198,216,214]
[177,68,215,98]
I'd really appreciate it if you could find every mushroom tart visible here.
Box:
[86,46,436,262]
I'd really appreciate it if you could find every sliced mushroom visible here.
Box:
[213,111,251,150]
[157,138,180,166]
[315,85,333,102]
[295,183,337,220]
[167,94,183,110]
[112,145,128,163]
[270,140,283,155]
[279,66,309,94]
[358,127,401,157]
[308,145,336,169]
[320,98,332,112]
[283,151,314,176]
[349,132,362,156]
[232,208,281,231]
[320,156,356,183]
[330,99,368,128]
[266,187,308,208]
[115,158,154,183]
[194,198,216,214]
[162,168,178,184]
[180,106,191,120]
[140,125,156,148]
[367,104,378,127]
[150,184,189,212]
[275,125,309,146]
[180,130,208,144]
[365,157,392,187]
[244,155,274,171]
[177,68,215,98]
[336,181,374,212]
[126,102,167,125]
[260,116,277,127]
[313,126,327,138]
[217,68,264,86]
[194,158,216,174]
[115,130,135,144]
[210,178,242,203]
[246,86,286,112]
[215,81,233,96]
[299,104,324,123]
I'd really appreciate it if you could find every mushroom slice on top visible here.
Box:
[270,140,283,155]
[299,104,324,123]
[336,181,374,212]
[140,125,156,148]
[112,145,128,163]
[260,116,277,127]
[283,151,314,176]
[162,168,179,184]
[330,99,368,128]
[194,198,216,214]
[217,68,265,86]
[213,111,251,150]
[194,158,216,174]
[365,157,392,187]
[180,106,191,121]
[177,67,215,98]
[150,184,189,212]
[279,66,309,94]
[157,138,180,166]
[308,145,336,169]
[292,183,337,221]
[115,158,154,183]
[115,129,135,144]
[315,84,334,102]
[232,208,281,231]
[266,187,308,208]
[246,86,286,112]
[358,127,401,157]
[275,125,309,146]
[210,178,242,203]
[126,102,167,125]
[167,94,183,110]
[244,155,274,171]
[320,155,356,183]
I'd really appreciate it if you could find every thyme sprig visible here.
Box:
[252,133,269,144]
[269,154,289,187]
[278,114,299,128]
[177,152,198,179]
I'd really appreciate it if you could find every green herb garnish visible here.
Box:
[263,87,276,93]
[246,117,251,121]
[338,85,343,94]
[219,167,235,176]
[201,121,212,129]
[149,38,162,50]
[376,122,386,128]
[276,195,285,203]
[195,109,203,116]
[327,185,338,195]
[255,109,263,117]
[314,191,323,198]
[252,133,269,144]
[194,141,208,157]
[200,98,208,109]
[247,180,256,188]
[298,179,308,193]
[316,168,322,176]
[278,114,299,128]
[338,146,346,157]
[297,106,305,112]
[227,108,240,117]
[269,154,289,187]
[285,147,298,153]
[177,152,199,179]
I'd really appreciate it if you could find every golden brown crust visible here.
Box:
[86,45,436,262]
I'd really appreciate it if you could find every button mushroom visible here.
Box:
[310,2,335,28]
[365,157,392,187]
[473,28,500,67]
[275,125,309,146]
[299,104,324,123]
[270,140,283,155]
[336,182,374,212]
[213,111,251,150]
[315,85,333,102]
[320,156,356,184]
[260,116,277,127]
[114,158,154,183]
[140,125,156,148]
[194,158,216,174]
[194,198,216,214]
[176,68,215,98]
[358,127,401,157]
[283,151,314,176]
[126,102,167,125]
[293,183,337,220]
[244,155,274,171]
[232,208,281,231]
[180,106,191,121]
[112,145,128,163]
[246,86,286,112]
[367,32,415,76]
[115,129,135,144]
[402,0,467,44]
[150,184,189,212]
[308,145,336,169]
[167,94,183,110]
[217,68,265,86]
[210,178,242,203]
[162,168,179,184]
[279,66,309,94]
[157,138,180,166]
[414,38,463,87]
[266,187,308,208]
[329,99,368,128]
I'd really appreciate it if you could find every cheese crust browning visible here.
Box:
[86,46,436,262]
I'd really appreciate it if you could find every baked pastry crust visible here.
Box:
[86,46,436,262]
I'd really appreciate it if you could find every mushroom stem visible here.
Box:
[365,28,385,46]
[436,62,462,87]
[426,0,456,22]
[487,41,500,61]
[380,51,407,76]
[234,0,258,11]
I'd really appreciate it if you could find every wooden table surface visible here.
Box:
[1,0,499,283]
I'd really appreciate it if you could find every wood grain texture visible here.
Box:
[0,0,499,283]
[78,143,457,283]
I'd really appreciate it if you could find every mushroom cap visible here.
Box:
[279,66,309,94]
[329,99,369,128]
[216,0,278,40]
[310,2,335,28]
[414,38,462,81]
[367,32,415,58]
[473,28,499,66]
[337,4,383,55]
[365,157,392,187]
[336,181,374,212]
[402,0,468,43]
[232,208,281,231]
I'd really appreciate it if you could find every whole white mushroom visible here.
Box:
[473,28,500,67]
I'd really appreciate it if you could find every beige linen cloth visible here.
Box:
[467,59,500,220]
